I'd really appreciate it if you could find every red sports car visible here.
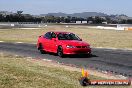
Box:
[37,31,91,57]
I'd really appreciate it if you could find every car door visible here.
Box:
[43,32,52,51]
[50,32,58,53]
[43,32,57,52]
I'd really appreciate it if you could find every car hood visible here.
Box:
[59,40,90,46]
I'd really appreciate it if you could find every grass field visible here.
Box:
[0,26,132,48]
[0,53,131,88]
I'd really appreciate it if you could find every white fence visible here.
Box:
[95,24,132,31]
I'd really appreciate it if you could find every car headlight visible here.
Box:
[66,45,76,48]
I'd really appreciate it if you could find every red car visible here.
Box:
[37,31,91,57]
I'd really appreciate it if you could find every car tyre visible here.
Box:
[85,52,92,57]
[38,43,45,54]
[57,46,64,58]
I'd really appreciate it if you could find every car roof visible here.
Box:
[50,31,73,34]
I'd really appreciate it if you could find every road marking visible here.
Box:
[27,57,32,59]
[102,71,108,74]
[15,42,24,44]
[43,59,52,62]
[94,47,132,51]
[15,55,18,56]
[0,41,4,42]
[115,75,127,79]
[19,28,40,29]
[95,47,117,50]
[32,43,36,44]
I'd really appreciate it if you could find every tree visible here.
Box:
[44,15,55,23]
[127,19,132,24]
[0,14,5,22]
[17,11,23,15]
[16,11,23,22]
[60,17,65,23]
[54,17,61,23]
[71,17,77,23]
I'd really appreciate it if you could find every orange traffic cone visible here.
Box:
[82,68,89,77]
[80,68,91,86]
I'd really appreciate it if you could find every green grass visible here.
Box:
[0,53,98,88]
[0,26,132,48]
[0,53,131,88]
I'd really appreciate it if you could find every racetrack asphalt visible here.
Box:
[0,42,132,78]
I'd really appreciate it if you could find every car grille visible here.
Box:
[76,46,87,48]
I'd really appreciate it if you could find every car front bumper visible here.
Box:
[63,48,91,55]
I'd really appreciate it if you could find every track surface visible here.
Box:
[0,42,132,77]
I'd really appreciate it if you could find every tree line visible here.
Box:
[0,11,132,24]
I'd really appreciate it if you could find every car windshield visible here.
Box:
[58,33,80,40]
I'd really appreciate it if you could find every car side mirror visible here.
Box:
[39,35,42,38]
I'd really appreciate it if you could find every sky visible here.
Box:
[0,0,132,16]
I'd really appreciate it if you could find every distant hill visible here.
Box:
[71,12,108,18]
[40,12,108,18]
[41,12,68,17]
[1,11,131,20]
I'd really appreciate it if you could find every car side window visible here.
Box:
[51,32,56,38]
[44,32,52,39]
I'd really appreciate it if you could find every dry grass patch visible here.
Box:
[0,26,132,48]
[0,53,99,88]
[0,52,131,88]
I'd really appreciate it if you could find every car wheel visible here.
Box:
[57,46,64,58]
[38,43,45,54]
[85,52,92,57]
